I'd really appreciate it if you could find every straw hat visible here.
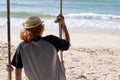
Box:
[23,16,43,29]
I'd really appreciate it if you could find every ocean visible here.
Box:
[0,0,120,32]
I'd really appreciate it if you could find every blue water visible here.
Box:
[0,0,120,31]
[1,0,120,17]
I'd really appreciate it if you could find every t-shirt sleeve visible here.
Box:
[43,35,70,51]
[11,42,25,68]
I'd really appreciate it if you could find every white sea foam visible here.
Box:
[0,13,120,32]
[65,13,120,21]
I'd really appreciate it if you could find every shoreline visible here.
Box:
[0,26,120,47]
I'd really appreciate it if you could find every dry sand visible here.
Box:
[0,27,120,80]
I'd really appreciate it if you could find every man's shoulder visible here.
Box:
[18,41,26,49]
[42,35,59,40]
[44,35,58,38]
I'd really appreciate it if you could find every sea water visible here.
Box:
[0,0,120,32]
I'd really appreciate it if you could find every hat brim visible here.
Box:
[23,21,44,29]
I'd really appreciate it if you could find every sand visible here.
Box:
[0,27,120,80]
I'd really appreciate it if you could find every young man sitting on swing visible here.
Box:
[10,14,70,80]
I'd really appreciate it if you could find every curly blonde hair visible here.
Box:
[20,24,44,42]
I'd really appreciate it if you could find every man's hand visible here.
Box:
[6,64,14,72]
[55,14,65,24]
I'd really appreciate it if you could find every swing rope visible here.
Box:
[59,0,66,73]
[6,0,13,80]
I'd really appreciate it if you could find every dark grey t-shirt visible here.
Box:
[11,35,69,80]
[12,35,69,68]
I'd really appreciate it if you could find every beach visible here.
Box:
[1,27,120,80]
[1,0,120,80]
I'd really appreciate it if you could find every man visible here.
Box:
[11,15,70,80]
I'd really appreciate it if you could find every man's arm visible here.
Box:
[57,14,70,45]
[61,21,70,43]
[15,68,22,80]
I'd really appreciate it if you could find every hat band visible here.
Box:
[23,21,43,29]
